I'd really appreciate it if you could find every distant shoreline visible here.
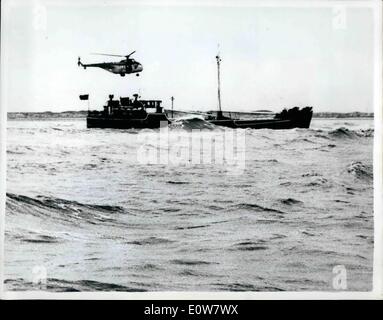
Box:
[7,110,374,120]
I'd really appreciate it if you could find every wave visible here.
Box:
[328,127,374,139]
[174,224,210,230]
[126,236,174,245]
[304,177,330,187]
[347,161,373,180]
[6,193,124,226]
[287,127,373,144]
[211,282,283,291]
[170,116,219,130]
[21,234,60,244]
[233,203,285,214]
[279,198,303,205]
[166,180,190,185]
[4,278,146,292]
[231,240,269,251]
[170,259,217,266]
[7,146,35,155]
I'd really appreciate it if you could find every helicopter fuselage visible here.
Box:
[78,58,143,76]
[105,61,143,76]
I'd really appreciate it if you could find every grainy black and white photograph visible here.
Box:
[0,0,382,297]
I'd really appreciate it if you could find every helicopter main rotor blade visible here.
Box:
[91,53,126,57]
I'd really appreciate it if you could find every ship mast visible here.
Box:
[216,54,223,118]
[171,96,174,118]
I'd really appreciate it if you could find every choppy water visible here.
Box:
[5,117,374,291]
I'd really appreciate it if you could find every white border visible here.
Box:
[372,0,383,299]
[0,0,382,300]
[0,0,10,300]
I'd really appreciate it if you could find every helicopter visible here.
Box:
[77,51,143,76]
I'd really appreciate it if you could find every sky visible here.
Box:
[2,0,377,112]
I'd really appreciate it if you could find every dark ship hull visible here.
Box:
[87,113,170,129]
[207,107,313,129]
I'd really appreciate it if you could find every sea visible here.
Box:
[4,117,374,292]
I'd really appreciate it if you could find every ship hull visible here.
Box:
[208,118,311,129]
[87,113,170,129]
[87,107,312,130]
[208,107,313,129]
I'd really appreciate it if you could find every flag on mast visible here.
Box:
[79,94,89,100]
